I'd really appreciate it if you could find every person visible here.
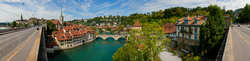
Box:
[37,26,39,32]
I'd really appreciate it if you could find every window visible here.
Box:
[189,41,191,45]
[195,35,197,40]
[189,34,191,39]
[195,27,197,33]
[61,43,64,46]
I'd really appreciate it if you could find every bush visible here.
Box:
[193,56,200,61]
[168,47,172,52]
[180,52,185,58]
[174,50,177,56]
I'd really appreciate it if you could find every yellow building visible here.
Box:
[175,15,208,52]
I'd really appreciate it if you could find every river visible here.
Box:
[47,31,126,61]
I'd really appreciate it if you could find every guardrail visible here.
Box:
[38,27,48,61]
[0,27,31,36]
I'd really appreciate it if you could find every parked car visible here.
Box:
[238,25,240,27]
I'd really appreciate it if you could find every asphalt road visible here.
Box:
[231,24,250,61]
[0,27,38,61]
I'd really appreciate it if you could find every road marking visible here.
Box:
[5,30,36,61]
[233,28,250,44]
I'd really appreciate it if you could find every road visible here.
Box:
[231,24,250,61]
[0,27,38,61]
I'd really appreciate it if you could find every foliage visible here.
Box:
[46,20,56,35]
[239,4,250,22]
[168,47,172,52]
[106,27,111,31]
[112,23,170,61]
[95,32,99,35]
[199,4,226,55]
[118,25,124,31]
[174,50,177,56]
[125,28,132,33]
[193,56,200,61]
[90,27,96,31]
[32,20,37,25]
[10,21,17,27]
[63,21,66,26]
[180,52,185,58]
[98,28,103,31]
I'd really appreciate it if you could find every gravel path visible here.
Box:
[159,51,182,61]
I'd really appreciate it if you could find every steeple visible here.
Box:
[21,14,23,21]
[59,4,64,28]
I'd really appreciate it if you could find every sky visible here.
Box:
[0,0,249,22]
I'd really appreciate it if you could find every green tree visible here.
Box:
[239,4,250,22]
[118,25,124,31]
[90,27,96,31]
[32,20,37,25]
[112,23,170,61]
[10,21,17,27]
[41,18,45,23]
[95,32,99,35]
[199,4,226,55]
[63,21,66,26]
[106,27,111,31]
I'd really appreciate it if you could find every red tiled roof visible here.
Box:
[133,20,142,27]
[176,16,208,25]
[46,41,59,48]
[50,20,61,25]
[162,23,176,33]
[47,35,53,39]
[64,33,73,39]
[55,34,67,41]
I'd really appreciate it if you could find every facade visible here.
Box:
[51,25,95,50]
[175,15,208,52]
[29,17,40,26]
[133,20,142,30]
[224,16,232,28]
[163,23,176,40]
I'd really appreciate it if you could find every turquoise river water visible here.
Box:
[47,32,126,61]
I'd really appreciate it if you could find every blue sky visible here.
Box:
[0,0,250,22]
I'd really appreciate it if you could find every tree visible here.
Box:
[10,21,17,27]
[159,9,163,14]
[112,23,170,61]
[63,21,66,26]
[239,4,250,22]
[41,18,45,23]
[107,27,111,31]
[95,32,99,35]
[118,25,124,31]
[32,20,37,25]
[90,27,96,31]
[199,4,226,55]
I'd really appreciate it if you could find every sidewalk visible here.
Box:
[159,51,182,61]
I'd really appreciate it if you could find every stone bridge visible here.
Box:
[96,35,127,40]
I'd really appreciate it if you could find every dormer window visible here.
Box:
[62,36,64,38]
[68,36,69,38]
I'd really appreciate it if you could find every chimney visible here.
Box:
[197,13,199,18]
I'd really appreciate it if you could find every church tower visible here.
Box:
[21,14,23,21]
[59,5,64,28]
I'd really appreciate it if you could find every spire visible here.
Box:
[21,14,23,21]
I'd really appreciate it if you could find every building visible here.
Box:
[50,20,62,29]
[224,16,232,28]
[51,25,95,50]
[16,14,29,25]
[29,17,40,26]
[175,14,208,52]
[133,20,142,30]
[162,23,176,48]
[59,7,64,28]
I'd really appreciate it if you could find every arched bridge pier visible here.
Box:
[96,35,127,41]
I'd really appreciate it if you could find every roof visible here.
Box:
[133,20,142,27]
[50,20,61,25]
[46,41,59,48]
[162,23,176,33]
[47,35,54,39]
[55,34,67,41]
[111,27,117,31]
[64,33,73,39]
[176,16,208,25]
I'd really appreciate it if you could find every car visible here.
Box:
[238,25,240,27]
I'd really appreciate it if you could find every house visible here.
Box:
[175,14,208,52]
[51,25,95,50]
[224,16,232,29]
[50,20,62,29]
[106,22,111,25]
[133,20,142,30]
[162,23,176,48]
